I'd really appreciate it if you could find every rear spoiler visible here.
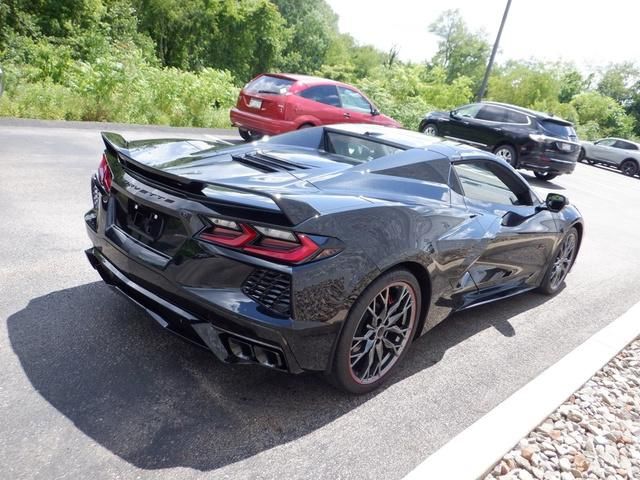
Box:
[100,132,319,225]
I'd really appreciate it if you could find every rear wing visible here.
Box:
[101,132,319,225]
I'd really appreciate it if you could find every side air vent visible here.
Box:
[232,151,311,173]
[242,268,292,317]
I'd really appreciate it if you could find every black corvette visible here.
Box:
[85,124,583,393]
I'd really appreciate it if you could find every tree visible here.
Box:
[487,60,561,108]
[132,0,287,80]
[597,62,639,106]
[428,9,490,85]
[271,0,338,73]
[571,91,635,139]
[558,68,588,103]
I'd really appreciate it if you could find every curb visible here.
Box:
[404,301,640,480]
[0,117,239,139]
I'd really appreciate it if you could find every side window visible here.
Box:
[596,139,615,146]
[614,140,636,150]
[299,85,341,107]
[505,109,528,124]
[452,161,531,206]
[476,105,508,122]
[337,86,372,113]
[454,104,482,118]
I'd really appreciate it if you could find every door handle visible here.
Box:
[343,112,351,118]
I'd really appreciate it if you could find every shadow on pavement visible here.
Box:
[520,172,566,191]
[7,281,551,471]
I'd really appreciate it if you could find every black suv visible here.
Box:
[418,102,580,181]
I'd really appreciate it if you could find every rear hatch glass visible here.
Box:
[239,75,295,119]
[245,75,294,95]
[541,120,577,141]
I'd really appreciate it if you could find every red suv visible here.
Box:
[230,73,400,141]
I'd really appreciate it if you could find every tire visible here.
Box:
[421,123,438,136]
[537,227,579,295]
[329,269,422,394]
[620,159,639,177]
[533,171,558,181]
[238,127,262,142]
[297,123,315,129]
[578,148,586,162]
[493,144,517,167]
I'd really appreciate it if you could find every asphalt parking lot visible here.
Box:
[1,119,639,480]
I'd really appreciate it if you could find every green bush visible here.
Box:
[0,38,239,127]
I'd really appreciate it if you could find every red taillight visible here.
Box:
[198,223,257,248]
[98,153,113,192]
[197,220,322,264]
[244,233,319,263]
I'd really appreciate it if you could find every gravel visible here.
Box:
[484,338,640,480]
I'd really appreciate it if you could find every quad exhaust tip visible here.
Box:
[226,337,286,370]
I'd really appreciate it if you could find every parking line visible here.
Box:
[403,300,640,480]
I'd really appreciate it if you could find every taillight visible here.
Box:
[244,233,319,263]
[198,219,324,264]
[98,153,113,192]
[199,220,257,248]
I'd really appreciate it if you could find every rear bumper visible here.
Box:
[518,144,578,175]
[230,107,294,136]
[85,211,342,374]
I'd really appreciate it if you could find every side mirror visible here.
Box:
[545,193,568,212]
[371,106,380,116]
[450,110,458,118]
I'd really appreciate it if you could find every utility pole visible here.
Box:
[477,0,512,101]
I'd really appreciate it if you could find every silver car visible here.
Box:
[579,138,640,176]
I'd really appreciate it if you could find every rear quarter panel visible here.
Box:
[297,201,486,335]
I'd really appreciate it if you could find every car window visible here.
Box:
[245,75,294,95]
[613,140,637,150]
[453,161,527,206]
[337,86,371,113]
[476,105,507,122]
[596,138,616,146]
[325,132,403,162]
[454,104,482,118]
[505,109,528,124]
[299,85,341,107]
[540,120,577,141]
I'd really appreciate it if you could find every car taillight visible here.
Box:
[244,233,319,263]
[198,219,324,264]
[98,153,113,192]
[199,220,257,248]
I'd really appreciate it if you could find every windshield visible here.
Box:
[245,75,294,95]
[541,120,577,141]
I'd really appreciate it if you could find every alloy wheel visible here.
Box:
[349,282,416,384]
[549,232,577,290]
[495,147,513,165]
[423,125,437,136]
[621,160,638,176]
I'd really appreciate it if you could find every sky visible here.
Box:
[325,0,639,72]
